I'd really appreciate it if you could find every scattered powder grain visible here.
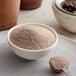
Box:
[10,25,55,50]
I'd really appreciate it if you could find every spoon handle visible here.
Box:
[63,69,71,76]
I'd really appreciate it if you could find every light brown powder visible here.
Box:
[49,57,69,73]
[10,25,55,50]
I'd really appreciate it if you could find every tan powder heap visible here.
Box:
[10,25,55,50]
[49,57,69,73]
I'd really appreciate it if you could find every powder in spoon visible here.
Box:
[49,56,69,73]
[10,25,56,50]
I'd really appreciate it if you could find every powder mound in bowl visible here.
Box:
[10,25,56,50]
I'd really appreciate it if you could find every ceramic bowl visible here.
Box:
[7,23,58,60]
[52,0,76,33]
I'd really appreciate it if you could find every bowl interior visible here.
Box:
[55,0,76,16]
[55,0,64,9]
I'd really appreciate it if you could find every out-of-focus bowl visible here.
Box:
[52,0,76,33]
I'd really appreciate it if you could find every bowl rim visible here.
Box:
[54,0,76,16]
[7,23,58,52]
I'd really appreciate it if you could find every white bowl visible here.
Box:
[7,23,58,60]
[52,0,76,33]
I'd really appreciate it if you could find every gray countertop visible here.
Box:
[0,0,76,75]
[0,36,76,76]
